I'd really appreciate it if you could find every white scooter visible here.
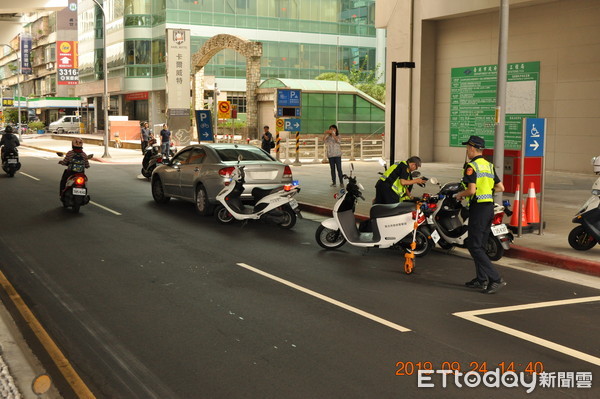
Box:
[315,164,434,273]
[214,159,301,229]
[568,155,600,250]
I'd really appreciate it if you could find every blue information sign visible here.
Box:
[284,118,301,132]
[524,118,545,157]
[277,89,301,107]
[195,110,213,141]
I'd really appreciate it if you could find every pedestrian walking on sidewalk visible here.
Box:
[159,124,171,157]
[455,135,507,294]
[324,124,343,187]
[140,122,152,154]
[374,156,425,204]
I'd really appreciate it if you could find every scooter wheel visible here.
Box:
[568,225,597,251]
[215,206,235,224]
[315,225,346,249]
[278,207,297,229]
[413,228,434,258]
[486,234,505,261]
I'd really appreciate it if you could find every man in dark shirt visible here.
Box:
[0,125,20,162]
[261,126,273,153]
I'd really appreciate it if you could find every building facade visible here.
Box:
[75,0,379,136]
[377,0,600,174]
[0,5,84,128]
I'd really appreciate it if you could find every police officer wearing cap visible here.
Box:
[374,156,425,204]
[456,136,506,294]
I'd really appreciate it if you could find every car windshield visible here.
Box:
[215,147,273,162]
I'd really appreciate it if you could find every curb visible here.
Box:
[298,202,600,277]
[21,144,134,164]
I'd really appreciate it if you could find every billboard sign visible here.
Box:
[57,41,79,85]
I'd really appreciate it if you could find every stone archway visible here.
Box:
[192,34,262,139]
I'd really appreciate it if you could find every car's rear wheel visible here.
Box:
[152,177,171,204]
[195,184,213,216]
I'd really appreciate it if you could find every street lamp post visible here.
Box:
[1,43,22,140]
[92,0,110,158]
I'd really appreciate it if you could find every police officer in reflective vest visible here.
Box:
[374,156,425,204]
[455,136,506,294]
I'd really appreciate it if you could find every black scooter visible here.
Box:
[568,159,600,251]
[141,141,163,178]
[2,148,21,177]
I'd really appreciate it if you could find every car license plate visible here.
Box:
[430,229,440,243]
[491,224,509,236]
[72,187,87,196]
[289,199,298,209]
[7,158,17,164]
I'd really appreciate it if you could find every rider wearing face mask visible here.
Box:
[58,138,90,195]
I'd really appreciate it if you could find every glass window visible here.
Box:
[188,148,207,164]
[215,146,273,161]
[173,149,192,165]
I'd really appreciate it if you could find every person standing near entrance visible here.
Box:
[324,124,343,187]
[261,126,274,153]
[455,135,506,294]
[140,122,152,154]
[159,124,171,157]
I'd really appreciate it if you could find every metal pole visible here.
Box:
[92,0,110,158]
[1,44,22,139]
[539,118,547,235]
[213,83,218,141]
[493,0,509,204]
[389,61,397,165]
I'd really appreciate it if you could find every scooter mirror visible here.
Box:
[358,183,365,190]
[429,177,439,185]
[378,158,386,168]
[237,154,243,163]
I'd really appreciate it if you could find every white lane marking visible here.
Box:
[236,262,411,333]
[19,172,40,181]
[89,201,122,216]
[454,296,600,366]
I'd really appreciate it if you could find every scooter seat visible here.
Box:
[370,202,415,219]
[252,186,282,202]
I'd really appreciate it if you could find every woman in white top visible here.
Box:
[323,124,343,187]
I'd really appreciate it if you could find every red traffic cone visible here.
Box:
[509,184,529,233]
[525,182,540,225]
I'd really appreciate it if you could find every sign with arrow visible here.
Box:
[195,110,214,141]
[524,118,545,157]
[284,118,301,132]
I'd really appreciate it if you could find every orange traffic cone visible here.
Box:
[509,184,529,233]
[525,182,540,226]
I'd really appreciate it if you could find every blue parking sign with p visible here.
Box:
[195,110,213,141]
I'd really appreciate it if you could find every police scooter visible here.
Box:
[421,180,513,261]
[568,155,600,250]
[315,164,434,272]
[214,157,301,229]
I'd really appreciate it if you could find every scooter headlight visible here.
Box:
[592,189,600,196]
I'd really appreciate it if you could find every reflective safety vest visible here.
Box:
[379,160,411,201]
[462,157,495,205]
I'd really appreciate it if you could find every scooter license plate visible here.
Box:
[7,158,17,164]
[289,199,298,209]
[491,224,509,236]
[72,187,87,196]
[430,229,441,243]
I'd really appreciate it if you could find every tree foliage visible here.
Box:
[315,56,385,104]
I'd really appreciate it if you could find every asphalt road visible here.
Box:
[0,148,599,399]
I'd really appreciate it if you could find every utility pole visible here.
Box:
[493,0,509,204]
[92,0,111,158]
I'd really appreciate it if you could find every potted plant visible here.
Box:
[28,121,46,134]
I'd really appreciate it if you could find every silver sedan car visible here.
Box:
[151,143,293,215]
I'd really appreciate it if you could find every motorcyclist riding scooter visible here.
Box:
[1,125,21,177]
[58,138,92,213]
[568,155,600,250]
